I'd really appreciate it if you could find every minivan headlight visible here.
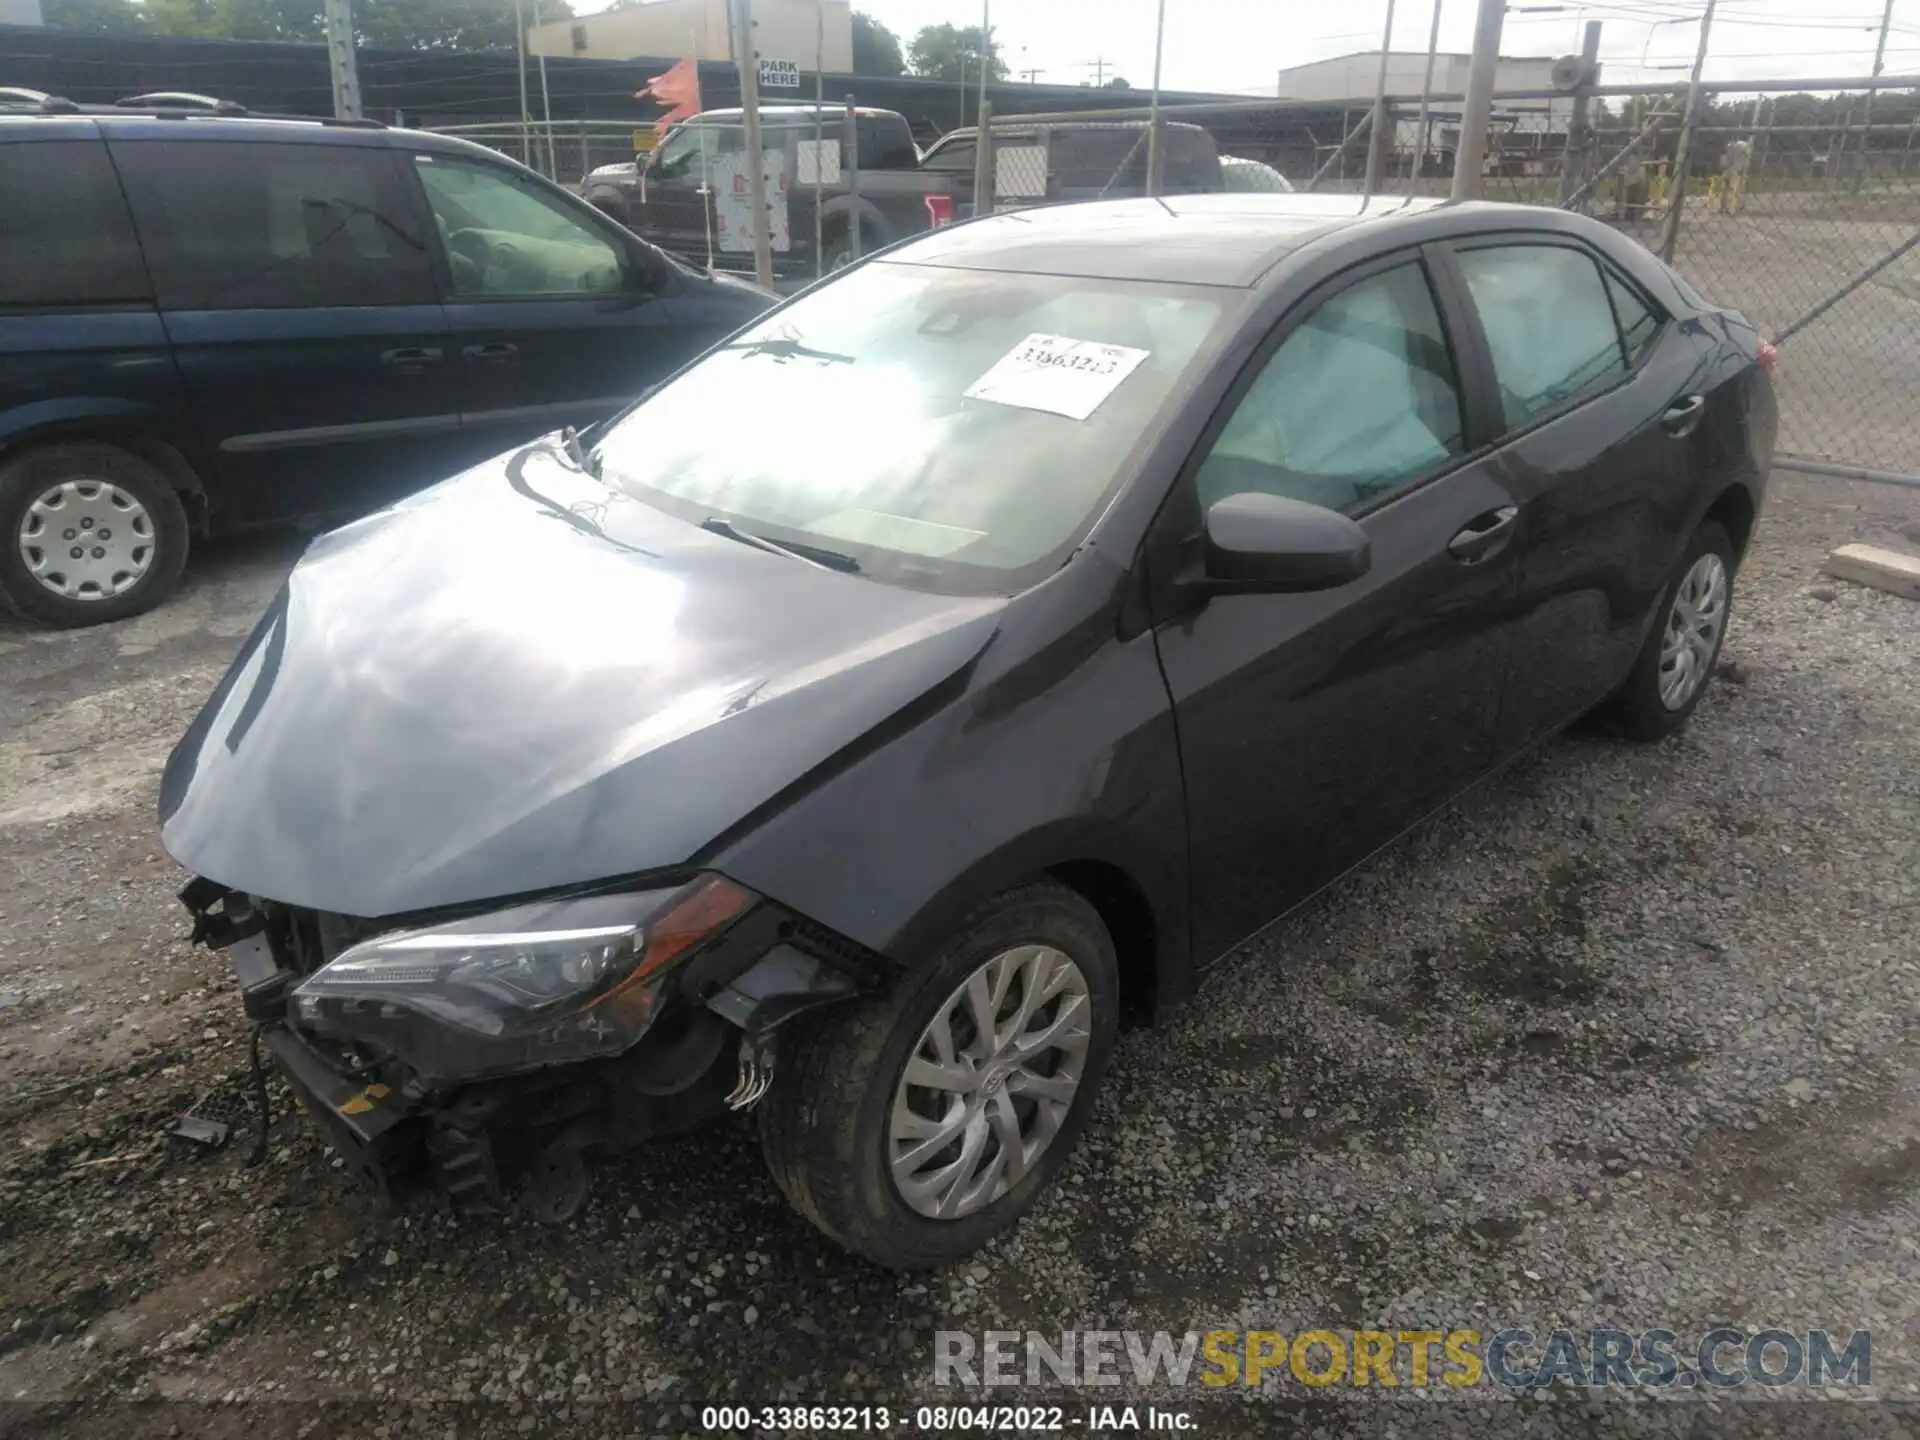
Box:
[291,874,754,1084]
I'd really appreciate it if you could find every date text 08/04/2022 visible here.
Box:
[699,1404,1195,1432]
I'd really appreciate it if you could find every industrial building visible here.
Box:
[528,0,854,73]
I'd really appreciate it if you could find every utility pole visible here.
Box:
[1087,56,1109,87]
[1410,0,1444,190]
[978,0,990,119]
[1020,67,1042,84]
[1656,0,1717,260]
[1145,0,1167,195]
[1365,0,1397,195]
[514,0,531,166]
[731,0,775,290]
[1858,0,1897,178]
[1557,20,1603,204]
[323,0,361,121]
[1451,0,1505,199]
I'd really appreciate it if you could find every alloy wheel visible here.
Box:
[1657,551,1728,710]
[16,479,156,601]
[888,944,1092,1220]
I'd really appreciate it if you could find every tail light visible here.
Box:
[1757,339,1779,373]
[924,194,955,228]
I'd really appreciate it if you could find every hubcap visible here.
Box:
[16,480,155,601]
[1657,552,1728,710]
[888,945,1092,1220]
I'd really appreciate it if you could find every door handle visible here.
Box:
[1662,394,1707,437]
[462,342,520,364]
[379,346,443,373]
[1447,505,1519,565]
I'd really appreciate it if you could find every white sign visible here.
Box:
[712,147,791,253]
[759,57,800,89]
[796,137,841,185]
[964,333,1151,421]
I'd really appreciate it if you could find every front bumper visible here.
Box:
[264,1025,424,1198]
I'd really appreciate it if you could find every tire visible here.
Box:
[0,442,190,628]
[1599,520,1736,742]
[759,881,1120,1269]
[821,216,872,273]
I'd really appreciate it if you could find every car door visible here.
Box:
[406,150,731,466]
[111,133,459,525]
[632,121,717,263]
[1147,251,1523,965]
[1444,238,1716,750]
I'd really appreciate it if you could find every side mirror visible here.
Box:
[1200,492,1370,594]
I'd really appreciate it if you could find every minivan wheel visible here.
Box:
[0,443,190,628]
[758,882,1119,1269]
[1600,520,1735,741]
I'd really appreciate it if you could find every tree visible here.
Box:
[1104,76,1131,89]
[907,23,1006,83]
[851,10,905,76]
[133,0,573,49]
[41,0,148,32]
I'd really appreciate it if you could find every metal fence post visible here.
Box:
[973,100,995,215]
[1558,21,1602,205]
[1363,95,1393,197]
[576,118,587,184]
[1657,82,1706,260]
[843,99,861,262]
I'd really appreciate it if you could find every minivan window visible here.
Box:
[413,156,626,298]
[1456,243,1628,428]
[0,140,149,307]
[115,141,434,310]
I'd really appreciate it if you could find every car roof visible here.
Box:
[889,193,1459,288]
[0,109,535,164]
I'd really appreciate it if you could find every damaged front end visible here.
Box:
[180,872,886,1220]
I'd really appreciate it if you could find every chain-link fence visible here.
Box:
[1566,85,1920,485]
[418,118,651,190]
[963,83,1920,488]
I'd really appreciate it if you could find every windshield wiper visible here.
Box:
[716,336,856,366]
[700,516,860,572]
[560,425,600,477]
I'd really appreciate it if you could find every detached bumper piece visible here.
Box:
[264,1026,425,1199]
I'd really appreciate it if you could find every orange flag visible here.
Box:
[636,57,701,143]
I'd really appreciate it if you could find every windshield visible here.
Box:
[595,260,1235,593]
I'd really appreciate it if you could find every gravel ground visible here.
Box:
[1,476,1917,1440]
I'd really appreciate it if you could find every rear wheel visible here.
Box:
[0,442,190,627]
[758,882,1119,1269]
[821,216,874,272]
[1600,520,1735,741]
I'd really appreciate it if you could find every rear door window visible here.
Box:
[0,139,150,307]
[1455,243,1630,428]
[115,139,436,310]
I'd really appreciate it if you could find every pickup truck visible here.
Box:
[585,108,1229,282]
[583,104,964,281]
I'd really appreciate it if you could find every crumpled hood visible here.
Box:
[159,444,1004,918]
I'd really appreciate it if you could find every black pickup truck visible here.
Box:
[584,104,962,280]
[585,107,1229,281]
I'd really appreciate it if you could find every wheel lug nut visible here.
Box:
[79,518,93,530]
[91,546,106,558]
[63,529,76,540]
[97,529,111,540]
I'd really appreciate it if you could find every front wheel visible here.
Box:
[1599,520,1735,741]
[0,441,191,628]
[758,882,1119,1269]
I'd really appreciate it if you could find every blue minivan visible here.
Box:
[0,93,775,626]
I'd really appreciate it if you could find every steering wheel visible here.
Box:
[445,228,523,294]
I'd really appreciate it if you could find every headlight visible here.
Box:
[291,874,754,1084]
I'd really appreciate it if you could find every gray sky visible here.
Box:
[573,0,1920,94]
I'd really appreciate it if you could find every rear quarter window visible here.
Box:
[0,139,150,307]
[114,139,436,311]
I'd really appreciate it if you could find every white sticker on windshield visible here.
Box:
[964,333,1150,421]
